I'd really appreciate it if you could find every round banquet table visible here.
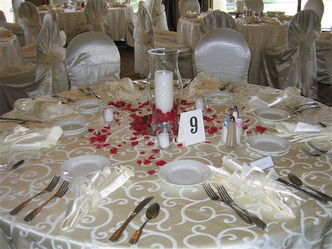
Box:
[0,34,24,73]
[177,17,289,85]
[0,81,331,249]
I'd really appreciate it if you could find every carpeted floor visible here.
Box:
[116,41,332,107]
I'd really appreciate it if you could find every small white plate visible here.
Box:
[253,108,290,122]
[158,160,212,187]
[204,91,234,105]
[53,118,88,136]
[60,155,111,181]
[246,135,291,155]
[73,99,107,114]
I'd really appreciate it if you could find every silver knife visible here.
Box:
[109,196,153,241]
[87,87,101,99]
[277,178,328,204]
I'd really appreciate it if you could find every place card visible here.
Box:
[250,156,274,170]
[178,109,205,146]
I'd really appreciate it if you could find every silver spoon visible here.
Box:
[288,174,332,202]
[129,203,160,244]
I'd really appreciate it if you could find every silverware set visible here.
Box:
[287,102,320,114]
[300,142,332,157]
[203,183,266,230]
[109,196,158,244]
[79,87,101,99]
[9,176,69,222]
[0,117,42,124]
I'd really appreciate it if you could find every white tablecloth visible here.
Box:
[177,17,289,85]
[0,34,24,72]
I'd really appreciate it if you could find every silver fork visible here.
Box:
[203,183,252,224]
[217,186,266,230]
[24,180,69,222]
[307,141,331,155]
[79,88,92,96]
[10,176,60,215]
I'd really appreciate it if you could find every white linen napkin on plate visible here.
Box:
[33,96,73,120]
[2,125,63,151]
[209,156,301,217]
[104,77,142,102]
[61,166,134,230]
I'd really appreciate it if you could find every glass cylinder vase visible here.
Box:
[146,48,183,134]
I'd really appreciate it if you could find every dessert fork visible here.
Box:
[10,175,60,215]
[217,186,266,230]
[203,183,252,224]
[24,180,69,222]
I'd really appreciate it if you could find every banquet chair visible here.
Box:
[304,0,324,20]
[0,21,69,115]
[65,32,120,89]
[179,0,201,16]
[244,0,264,14]
[12,0,24,23]
[199,10,238,35]
[195,28,251,83]
[316,32,332,85]
[18,1,42,46]
[263,10,321,98]
[0,11,6,28]
[133,6,193,78]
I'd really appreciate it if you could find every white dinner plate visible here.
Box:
[53,118,88,136]
[253,108,290,122]
[158,160,212,187]
[60,155,111,181]
[246,135,291,155]
[204,91,234,105]
[73,99,107,114]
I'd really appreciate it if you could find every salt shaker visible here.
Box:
[156,123,174,150]
[225,116,236,147]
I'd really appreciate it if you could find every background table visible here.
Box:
[177,18,289,85]
[0,34,24,72]
[0,82,331,248]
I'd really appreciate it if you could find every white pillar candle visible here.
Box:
[154,70,173,113]
[195,98,204,110]
[104,107,114,122]
[158,132,170,149]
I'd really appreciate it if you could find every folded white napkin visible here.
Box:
[209,156,301,217]
[33,96,73,120]
[3,125,63,151]
[61,166,134,230]
[186,72,220,99]
[248,87,300,111]
[275,122,323,133]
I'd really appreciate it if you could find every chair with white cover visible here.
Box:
[133,6,192,78]
[12,0,24,23]
[65,32,120,89]
[18,1,42,46]
[195,28,251,83]
[263,10,321,98]
[199,10,238,35]
[244,0,264,14]
[0,21,69,114]
[179,0,201,16]
[82,0,109,34]
[0,10,6,28]
[304,0,324,20]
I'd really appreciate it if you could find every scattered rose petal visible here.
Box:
[156,160,167,166]
[147,170,156,175]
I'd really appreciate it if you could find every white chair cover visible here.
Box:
[316,32,332,85]
[134,6,193,78]
[179,0,201,16]
[244,0,264,13]
[12,0,24,23]
[31,21,69,96]
[0,10,6,28]
[304,0,324,19]
[18,1,42,45]
[199,10,238,35]
[263,10,321,98]
[65,32,120,89]
[195,28,251,83]
[84,0,108,33]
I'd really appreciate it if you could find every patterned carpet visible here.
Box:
[116,42,332,107]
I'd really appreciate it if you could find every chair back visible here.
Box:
[195,28,251,83]
[31,20,69,96]
[0,10,6,28]
[304,0,324,20]
[199,10,237,35]
[84,0,108,33]
[18,1,42,45]
[12,0,24,23]
[179,0,201,16]
[244,0,264,13]
[65,32,120,89]
[133,6,155,76]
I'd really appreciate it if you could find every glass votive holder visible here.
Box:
[194,97,207,112]
[103,105,116,126]
[156,123,174,150]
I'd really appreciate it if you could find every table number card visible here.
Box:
[250,156,275,170]
[178,109,205,146]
